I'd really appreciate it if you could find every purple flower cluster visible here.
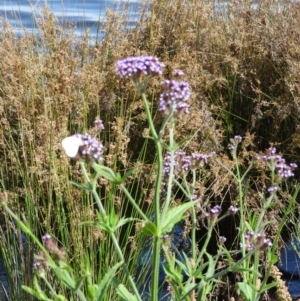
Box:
[240,231,272,251]
[94,119,105,131]
[228,135,243,156]
[228,205,239,215]
[77,134,104,162]
[33,234,66,272]
[231,135,243,144]
[267,186,279,193]
[258,147,297,179]
[159,80,191,115]
[163,150,215,177]
[32,261,43,272]
[219,236,227,243]
[115,56,164,79]
[206,205,222,223]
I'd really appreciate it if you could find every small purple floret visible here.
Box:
[268,186,278,193]
[174,70,185,77]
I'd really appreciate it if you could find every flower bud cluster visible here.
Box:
[228,205,239,215]
[267,186,278,193]
[163,150,215,177]
[228,135,243,157]
[240,231,272,251]
[94,119,105,131]
[33,234,66,274]
[206,205,222,224]
[77,134,104,162]
[159,80,191,115]
[219,236,227,243]
[42,234,66,261]
[257,147,297,179]
[115,56,164,79]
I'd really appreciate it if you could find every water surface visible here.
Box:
[0,0,142,39]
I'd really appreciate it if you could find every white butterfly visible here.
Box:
[62,135,82,158]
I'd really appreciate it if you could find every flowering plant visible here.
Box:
[1,56,298,301]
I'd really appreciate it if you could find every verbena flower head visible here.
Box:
[228,205,239,215]
[115,56,164,79]
[268,186,279,193]
[42,234,65,261]
[159,80,191,115]
[240,231,272,252]
[206,205,222,224]
[94,119,105,131]
[32,261,43,272]
[228,135,243,158]
[230,135,242,145]
[219,236,227,243]
[259,147,297,179]
[255,232,273,250]
[163,150,214,177]
[62,133,104,162]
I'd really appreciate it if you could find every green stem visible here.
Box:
[233,157,247,277]
[158,109,174,139]
[178,250,255,301]
[141,92,163,301]
[195,222,214,267]
[191,170,197,262]
[119,183,149,221]
[80,162,142,301]
[1,202,55,265]
[162,118,175,217]
[260,185,300,290]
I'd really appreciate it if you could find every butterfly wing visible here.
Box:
[62,136,82,158]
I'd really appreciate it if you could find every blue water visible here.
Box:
[1,1,299,40]
[0,0,142,39]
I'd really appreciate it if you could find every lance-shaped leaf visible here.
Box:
[161,202,195,234]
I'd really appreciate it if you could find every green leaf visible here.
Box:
[95,261,124,301]
[112,278,139,301]
[236,282,256,300]
[109,209,118,229]
[258,281,278,294]
[115,172,123,184]
[177,252,191,275]
[205,252,215,279]
[81,220,111,233]
[53,268,76,290]
[87,284,97,299]
[55,295,67,301]
[69,180,91,191]
[92,164,120,183]
[161,202,195,233]
[74,273,89,292]
[197,279,213,298]
[163,262,183,283]
[122,168,136,181]
[268,253,278,265]
[115,217,140,230]
[22,285,53,301]
[176,137,193,148]
[142,221,158,236]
